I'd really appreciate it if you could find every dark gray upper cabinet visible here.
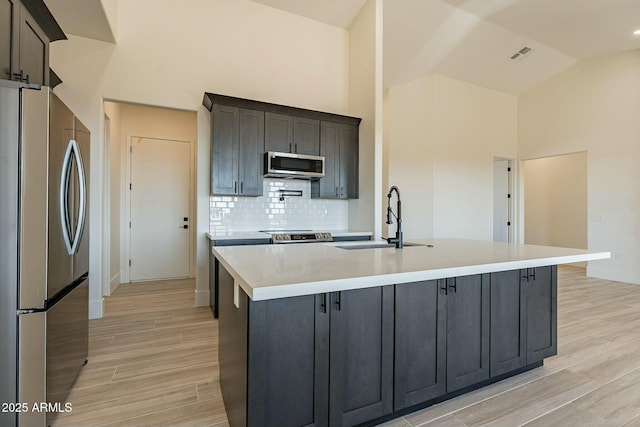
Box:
[329,287,394,426]
[526,266,557,363]
[1,0,18,81]
[445,275,491,392]
[265,114,319,155]
[394,279,446,410]
[490,269,526,377]
[312,121,359,199]
[1,0,65,85]
[293,117,320,155]
[210,104,263,196]
[264,112,293,153]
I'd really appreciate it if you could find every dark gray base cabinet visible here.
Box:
[395,268,557,412]
[394,275,490,410]
[218,264,393,427]
[220,265,557,427]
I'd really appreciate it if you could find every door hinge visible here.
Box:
[507,221,511,226]
[130,146,133,153]
[507,167,511,172]
[507,193,511,198]
[129,221,132,228]
[129,183,132,190]
[129,259,132,267]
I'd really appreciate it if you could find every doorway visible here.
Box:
[128,136,191,281]
[523,152,587,264]
[493,157,514,243]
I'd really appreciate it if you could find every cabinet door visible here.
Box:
[446,274,490,392]
[18,4,49,86]
[293,117,319,155]
[248,294,329,427]
[316,121,340,198]
[490,270,526,377]
[264,112,293,153]
[211,105,239,195]
[526,266,557,364]
[1,0,18,80]
[394,280,446,410]
[329,287,393,427]
[238,109,264,196]
[338,124,358,199]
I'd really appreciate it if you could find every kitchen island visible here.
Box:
[213,239,609,427]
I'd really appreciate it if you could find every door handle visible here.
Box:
[335,291,342,311]
[59,139,86,255]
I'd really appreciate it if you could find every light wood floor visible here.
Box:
[54,267,640,427]
[51,278,229,427]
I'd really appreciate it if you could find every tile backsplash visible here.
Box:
[209,179,348,233]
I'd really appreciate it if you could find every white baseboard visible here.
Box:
[195,289,210,307]
[587,266,640,285]
[89,297,104,319]
[110,272,121,294]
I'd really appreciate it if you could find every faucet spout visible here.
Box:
[385,186,403,248]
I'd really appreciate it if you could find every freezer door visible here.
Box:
[46,279,88,426]
[48,93,75,299]
[72,117,90,279]
[17,312,46,427]
[0,83,20,427]
[19,87,49,310]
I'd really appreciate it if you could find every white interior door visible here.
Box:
[129,136,191,281]
[493,158,513,243]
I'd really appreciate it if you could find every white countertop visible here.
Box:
[212,238,610,301]
[206,230,373,241]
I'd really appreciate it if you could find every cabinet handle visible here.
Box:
[522,270,530,281]
[449,278,457,293]
[295,143,298,153]
[530,268,536,281]
[440,281,448,295]
[335,291,342,311]
[289,143,292,153]
[321,293,327,313]
[240,182,243,194]
[234,181,237,193]
[335,187,339,197]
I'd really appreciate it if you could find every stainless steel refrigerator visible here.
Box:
[0,79,90,427]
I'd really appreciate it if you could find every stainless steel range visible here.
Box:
[260,230,334,244]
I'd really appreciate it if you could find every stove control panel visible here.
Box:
[271,232,333,244]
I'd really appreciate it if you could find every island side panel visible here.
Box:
[218,263,248,427]
[526,265,558,363]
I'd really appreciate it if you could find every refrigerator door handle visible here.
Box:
[59,139,86,255]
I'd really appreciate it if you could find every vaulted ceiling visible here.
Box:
[43,0,640,94]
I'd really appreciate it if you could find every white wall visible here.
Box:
[49,0,351,317]
[103,101,121,294]
[524,152,588,251]
[385,74,518,240]
[348,0,381,237]
[519,49,640,284]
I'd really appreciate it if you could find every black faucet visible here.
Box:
[385,186,403,249]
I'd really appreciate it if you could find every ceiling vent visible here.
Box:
[510,46,534,62]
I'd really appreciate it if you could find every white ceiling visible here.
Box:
[254,0,640,94]
[42,0,640,94]
[43,0,115,43]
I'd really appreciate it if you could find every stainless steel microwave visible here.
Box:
[263,151,325,179]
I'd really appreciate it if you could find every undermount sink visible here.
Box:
[336,243,433,250]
